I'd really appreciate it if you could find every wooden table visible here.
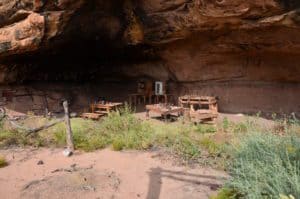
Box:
[91,102,123,115]
[146,104,184,121]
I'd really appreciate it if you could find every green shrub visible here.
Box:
[51,106,154,151]
[225,133,300,198]
[102,108,154,150]
[0,130,33,147]
[233,123,248,134]
[0,156,8,168]
[222,117,230,132]
[210,188,240,199]
[52,118,108,151]
[200,137,224,157]
[112,137,125,151]
[172,135,201,160]
[195,124,216,134]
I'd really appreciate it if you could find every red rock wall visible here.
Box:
[0,0,299,115]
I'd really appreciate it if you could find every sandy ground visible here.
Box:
[0,108,274,199]
[0,148,227,199]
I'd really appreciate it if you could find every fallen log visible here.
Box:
[8,118,64,136]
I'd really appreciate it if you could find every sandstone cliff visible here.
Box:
[0,0,299,114]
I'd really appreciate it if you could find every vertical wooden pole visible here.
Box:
[43,94,49,117]
[63,101,74,151]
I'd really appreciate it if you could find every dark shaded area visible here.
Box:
[279,0,300,9]
[1,39,160,84]
[146,167,225,199]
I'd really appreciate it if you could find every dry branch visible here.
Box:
[8,118,64,136]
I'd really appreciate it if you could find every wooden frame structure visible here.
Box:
[179,95,218,124]
[145,104,184,121]
[81,102,123,120]
[179,96,218,112]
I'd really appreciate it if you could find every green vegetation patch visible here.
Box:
[223,133,300,198]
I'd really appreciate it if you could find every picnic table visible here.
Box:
[91,102,123,115]
[145,104,184,121]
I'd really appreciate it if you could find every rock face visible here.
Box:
[0,0,300,114]
[1,0,299,56]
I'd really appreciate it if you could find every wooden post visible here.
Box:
[63,101,74,151]
[43,95,49,117]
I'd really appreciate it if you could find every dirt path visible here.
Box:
[0,148,227,199]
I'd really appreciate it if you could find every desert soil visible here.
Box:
[0,148,227,199]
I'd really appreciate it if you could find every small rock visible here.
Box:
[82,185,96,192]
[37,160,44,165]
[62,149,73,157]
[70,163,77,168]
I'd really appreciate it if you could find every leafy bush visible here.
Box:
[224,133,300,198]
[210,188,240,199]
[195,124,217,134]
[200,137,224,157]
[102,107,154,150]
[222,117,230,132]
[52,106,154,151]
[0,156,7,168]
[0,130,41,147]
[172,135,201,160]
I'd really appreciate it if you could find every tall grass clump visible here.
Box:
[103,106,154,150]
[52,105,154,151]
[224,132,300,198]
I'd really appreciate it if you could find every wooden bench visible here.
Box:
[81,113,104,120]
[91,102,123,115]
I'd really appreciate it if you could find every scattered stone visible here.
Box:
[70,163,77,168]
[51,169,61,173]
[62,149,73,157]
[82,185,96,192]
[51,168,72,173]
[37,160,44,165]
